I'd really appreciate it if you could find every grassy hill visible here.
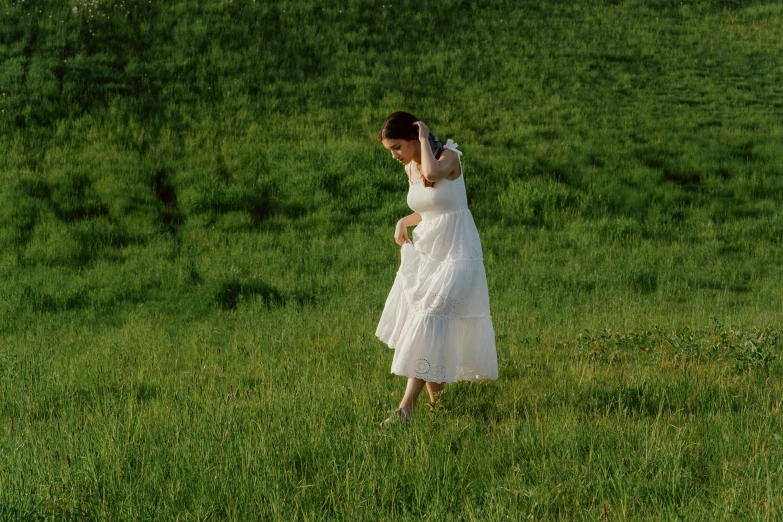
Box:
[1,0,783,519]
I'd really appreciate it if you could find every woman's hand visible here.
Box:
[394,219,410,246]
[413,121,430,142]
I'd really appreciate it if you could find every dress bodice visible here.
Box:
[407,176,468,219]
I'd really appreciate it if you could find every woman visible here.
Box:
[375,111,497,427]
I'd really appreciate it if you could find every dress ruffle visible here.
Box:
[375,243,498,383]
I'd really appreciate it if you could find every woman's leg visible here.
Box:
[426,382,445,403]
[398,378,427,412]
[384,379,446,426]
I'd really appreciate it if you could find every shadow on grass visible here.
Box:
[212,278,317,311]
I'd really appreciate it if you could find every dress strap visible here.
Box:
[442,139,462,159]
[443,139,463,177]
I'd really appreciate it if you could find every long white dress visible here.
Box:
[375,140,498,383]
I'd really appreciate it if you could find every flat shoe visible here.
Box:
[380,407,413,428]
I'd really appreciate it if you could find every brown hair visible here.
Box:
[378,111,419,142]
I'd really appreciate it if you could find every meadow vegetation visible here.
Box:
[1,0,782,519]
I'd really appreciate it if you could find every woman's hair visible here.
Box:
[378,111,419,142]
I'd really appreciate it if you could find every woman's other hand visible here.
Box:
[413,121,430,142]
[394,219,410,246]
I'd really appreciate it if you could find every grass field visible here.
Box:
[1,0,783,519]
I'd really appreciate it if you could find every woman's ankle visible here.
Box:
[397,403,414,414]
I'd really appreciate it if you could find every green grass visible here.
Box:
[1,0,783,519]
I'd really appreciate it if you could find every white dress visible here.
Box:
[375,140,498,383]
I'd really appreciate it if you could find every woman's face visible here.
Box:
[381,138,420,166]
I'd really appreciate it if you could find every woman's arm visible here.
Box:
[394,213,421,245]
[414,121,459,183]
[400,212,422,227]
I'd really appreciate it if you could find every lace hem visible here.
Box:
[389,367,496,384]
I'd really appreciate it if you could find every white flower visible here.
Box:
[72,6,77,12]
